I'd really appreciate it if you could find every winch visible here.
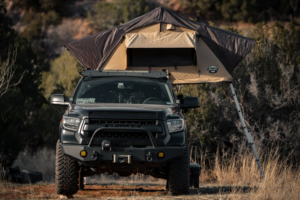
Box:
[101,140,112,151]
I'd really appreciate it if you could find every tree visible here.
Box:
[88,0,149,31]
[180,22,300,166]
[0,47,25,98]
[179,0,300,23]
[40,50,82,99]
[0,0,45,167]
[8,0,74,59]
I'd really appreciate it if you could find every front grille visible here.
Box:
[83,117,164,147]
[89,119,157,126]
[89,111,157,119]
[89,131,150,139]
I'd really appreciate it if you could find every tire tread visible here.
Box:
[168,146,190,195]
[55,140,79,195]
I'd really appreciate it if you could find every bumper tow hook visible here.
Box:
[91,151,97,160]
[146,151,153,162]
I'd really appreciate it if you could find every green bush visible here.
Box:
[12,0,70,57]
[13,0,71,16]
[181,22,300,166]
[88,0,149,31]
[40,50,82,99]
[179,0,300,23]
[0,1,46,167]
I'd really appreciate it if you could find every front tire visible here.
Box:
[55,140,79,195]
[190,175,199,188]
[167,146,190,195]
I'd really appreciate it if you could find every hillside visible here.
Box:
[1,3,300,199]
[4,0,183,60]
[4,0,300,61]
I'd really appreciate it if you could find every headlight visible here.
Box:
[167,119,184,133]
[62,116,80,131]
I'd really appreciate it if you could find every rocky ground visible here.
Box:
[0,182,251,199]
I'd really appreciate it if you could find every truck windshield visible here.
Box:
[73,77,174,105]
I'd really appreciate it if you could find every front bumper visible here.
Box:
[60,143,185,168]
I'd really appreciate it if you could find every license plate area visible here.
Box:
[113,154,132,164]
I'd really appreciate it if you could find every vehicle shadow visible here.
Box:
[83,185,254,195]
[190,185,254,195]
[83,187,166,193]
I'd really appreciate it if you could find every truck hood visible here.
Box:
[67,103,181,120]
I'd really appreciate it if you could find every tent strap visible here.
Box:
[229,83,265,178]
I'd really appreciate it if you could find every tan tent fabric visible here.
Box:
[127,65,230,84]
[196,37,233,82]
[126,66,199,84]
[100,23,233,84]
[66,7,256,74]
[160,23,196,33]
[101,24,161,70]
[125,32,196,48]
[101,41,127,70]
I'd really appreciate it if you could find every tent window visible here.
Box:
[127,48,197,67]
[166,24,175,30]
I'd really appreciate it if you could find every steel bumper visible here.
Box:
[60,127,185,167]
[60,143,185,167]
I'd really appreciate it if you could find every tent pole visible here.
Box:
[229,83,265,178]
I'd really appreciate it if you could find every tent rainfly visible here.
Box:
[65,7,264,177]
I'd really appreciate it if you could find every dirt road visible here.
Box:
[0,182,251,199]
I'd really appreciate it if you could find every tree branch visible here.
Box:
[0,47,26,98]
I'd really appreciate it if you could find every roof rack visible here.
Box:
[80,70,168,79]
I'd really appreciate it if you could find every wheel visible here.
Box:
[193,175,199,188]
[55,140,79,195]
[167,146,190,195]
[189,175,199,188]
[189,175,193,187]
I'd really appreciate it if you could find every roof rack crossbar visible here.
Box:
[81,70,168,79]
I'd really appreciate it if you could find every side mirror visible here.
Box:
[50,94,69,106]
[180,96,200,109]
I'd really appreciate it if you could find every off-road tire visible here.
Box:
[190,175,199,188]
[55,140,79,195]
[167,146,190,195]
[193,175,199,188]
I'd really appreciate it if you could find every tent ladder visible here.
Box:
[229,83,265,178]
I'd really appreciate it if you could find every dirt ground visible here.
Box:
[0,182,251,199]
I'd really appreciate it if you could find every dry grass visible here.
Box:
[0,181,15,195]
[195,147,300,199]
[3,147,299,199]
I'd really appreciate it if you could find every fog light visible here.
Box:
[80,150,87,157]
[158,152,164,158]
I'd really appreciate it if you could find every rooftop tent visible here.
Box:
[64,7,264,177]
[65,7,256,84]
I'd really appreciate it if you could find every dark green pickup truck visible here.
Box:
[50,70,200,195]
